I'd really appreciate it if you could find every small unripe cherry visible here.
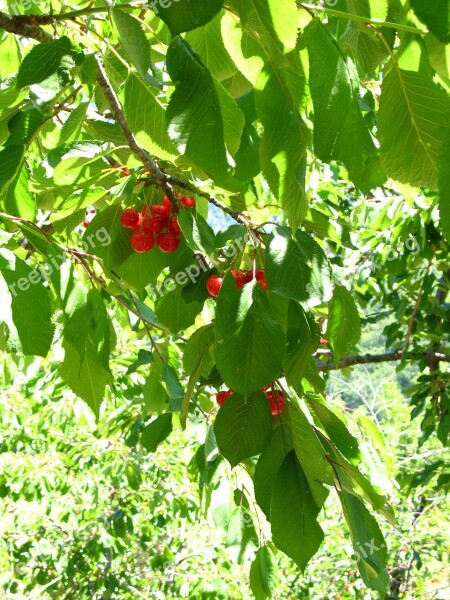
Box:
[206,275,223,297]
[156,232,180,253]
[217,389,234,406]
[130,232,154,253]
[120,209,140,229]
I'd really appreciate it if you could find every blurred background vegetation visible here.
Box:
[1,316,449,600]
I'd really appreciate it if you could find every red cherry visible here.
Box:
[143,215,166,234]
[120,209,140,229]
[130,232,154,253]
[217,389,234,406]
[244,270,254,283]
[156,232,180,253]
[320,339,329,346]
[168,216,181,234]
[83,219,90,228]
[181,196,196,208]
[121,167,131,177]
[206,275,223,298]
[231,270,247,289]
[266,391,285,415]
[151,204,170,218]
[163,195,173,213]
[255,269,268,291]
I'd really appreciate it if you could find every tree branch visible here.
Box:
[0,11,251,226]
[316,351,450,372]
[0,10,52,41]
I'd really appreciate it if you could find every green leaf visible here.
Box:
[305,21,377,188]
[250,546,278,600]
[227,0,300,58]
[285,302,320,386]
[5,109,45,146]
[288,404,333,506]
[410,0,449,44]
[378,59,450,190]
[83,203,132,269]
[256,64,309,230]
[183,324,215,375]
[122,72,175,157]
[265,227,334,308]
[0,145,24,192]
[339,490,388,595]
[178,209,215,256]
[166,37,230,181]
[112,8,150,76]
[114,246,167,292]
[140,413,173,452]
[306,396,361,464]
[271,451,324,570]
[17,36,82,89]
[155,285,203,333]
[143,370,169,413]
[59,340,109,418]
[0,249,54,357]
[326,284,361,362]
[59,101,89,144]
[215,277,285,394]
[254,425,293,519]
[155,0,223,35]
[214,80,245,156]
[438,129,450,243]
[4,165,36,220]
[214,392,273,467]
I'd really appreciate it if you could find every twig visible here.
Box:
[94,56,179,208]
[316,351,450,372]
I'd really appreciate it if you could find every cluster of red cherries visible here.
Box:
[216,385,285,415]
[120,195,196,253]
[207,268,268,297]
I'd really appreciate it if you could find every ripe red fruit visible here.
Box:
[320,339,329,346]
[207,275,223,297]
[217,389,234,406]
[168,216,181,234]
[151,204,170,218]
[244,270,254,283]
[143,215,166,234]
[83,219,90,228]
[163,195,173,213]
[231,270,247,289]
[156,232,180,253]
[266,391,285,415]
[120,209,140,229]
[181,196,196,208]
[255,269,268,290]
[121,167,131,177]
[130,232,154,253]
